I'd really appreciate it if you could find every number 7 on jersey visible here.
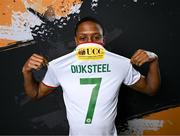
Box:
[80,78,102,124]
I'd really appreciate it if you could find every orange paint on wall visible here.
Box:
[0,0,82,47]
[0,39,16,47]
[0,0,26,25]
[143,106,180,135]
[26,0,82,16]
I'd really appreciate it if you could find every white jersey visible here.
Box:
[42,43,141,136]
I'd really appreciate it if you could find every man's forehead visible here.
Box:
[75,20,104,37]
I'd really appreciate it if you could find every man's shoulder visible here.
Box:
[49,50,75,66]
[105,50,130,63]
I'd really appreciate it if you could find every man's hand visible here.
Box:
[129,49,160,95]
[22,54,48,74]
[22,54,53,99]
[130,49,158,67]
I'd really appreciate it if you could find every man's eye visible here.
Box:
[94,36,100,40]
[79,37,87,41]
[93,35,102,40]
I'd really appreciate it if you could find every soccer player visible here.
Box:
[22,17,161,136]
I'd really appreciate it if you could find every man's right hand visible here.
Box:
[22,53,53,99]
[22,54,48,74]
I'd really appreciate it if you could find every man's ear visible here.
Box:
[102,35,106,45]
[75,37,78,45]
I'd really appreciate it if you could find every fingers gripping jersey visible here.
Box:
[42,43,140,136]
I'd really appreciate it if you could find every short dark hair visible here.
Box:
[74,16,105,36]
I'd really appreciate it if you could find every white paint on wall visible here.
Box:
[0,11,42,41]
[0,1,83,41]
[91,0,99,10]
[133,0,138,3]
[123,119,164,135]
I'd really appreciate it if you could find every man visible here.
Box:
[22,17,160,136]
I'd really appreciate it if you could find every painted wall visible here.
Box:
[120,106,180,135]
[0,0,179,135]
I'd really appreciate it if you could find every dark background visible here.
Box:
[0,0,179,134]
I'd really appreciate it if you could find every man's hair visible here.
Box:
[74,16,105,36]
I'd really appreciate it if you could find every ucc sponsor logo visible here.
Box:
[76,46,104,60]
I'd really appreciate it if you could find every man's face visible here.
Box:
[75,21,104,46]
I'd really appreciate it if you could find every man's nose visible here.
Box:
[87,36,92,42]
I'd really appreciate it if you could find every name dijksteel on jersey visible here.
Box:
[71,64,111,73]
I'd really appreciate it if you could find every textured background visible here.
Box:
[0,0,179,135]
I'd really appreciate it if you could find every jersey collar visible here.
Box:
[75,43,105,50]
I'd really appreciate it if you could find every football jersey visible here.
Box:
[42,43,141,136]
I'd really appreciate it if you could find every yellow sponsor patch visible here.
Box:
[76,46,105,60]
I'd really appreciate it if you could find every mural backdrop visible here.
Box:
[0,0,179,135]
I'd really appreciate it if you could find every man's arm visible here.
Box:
[22,54,54,99]
[129,49,161,96]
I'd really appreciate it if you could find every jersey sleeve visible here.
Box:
[42,64,60,88]
[123,63,141,86]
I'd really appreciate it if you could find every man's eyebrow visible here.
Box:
[93,33,102,35]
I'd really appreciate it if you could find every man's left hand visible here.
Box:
[130,49,158,67]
